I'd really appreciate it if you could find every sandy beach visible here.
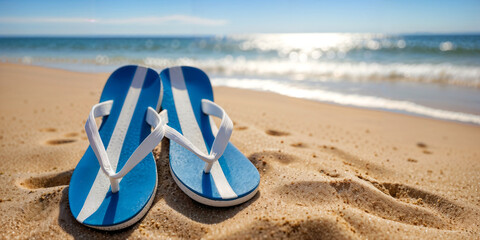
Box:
[0,63,479,239]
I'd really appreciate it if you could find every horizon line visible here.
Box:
[1,32,480,38]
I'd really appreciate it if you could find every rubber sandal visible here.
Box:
[69,65,167,230]
[159,66,260,207]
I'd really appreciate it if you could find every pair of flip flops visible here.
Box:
[68,66,260,230]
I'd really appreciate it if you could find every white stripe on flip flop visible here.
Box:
[169,67,237,199]
[76,67,147,223]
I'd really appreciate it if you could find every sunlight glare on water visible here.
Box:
[232,33,387,60]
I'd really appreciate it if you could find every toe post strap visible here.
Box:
[164,99,233,173]
[85,100,168,193]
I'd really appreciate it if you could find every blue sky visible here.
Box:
[0,0,479,35]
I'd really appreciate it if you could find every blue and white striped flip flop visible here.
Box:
[69,65,168,230]
[159,66,260,207]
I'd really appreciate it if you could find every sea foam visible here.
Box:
[212,77,480,125]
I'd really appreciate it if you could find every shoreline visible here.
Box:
[0,63,479,239]
[3,62,480,125]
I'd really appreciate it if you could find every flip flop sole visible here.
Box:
[169,163,258,207]
[69,65,161,229]
[84,177,158,230]
[160,66,260,206]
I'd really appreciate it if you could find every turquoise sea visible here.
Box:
[1,33,479,124]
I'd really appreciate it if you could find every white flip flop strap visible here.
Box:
[85,101,167,192]
[85,100,115,178]
[201,99,233,160]
[112,108,168,179]
[163,99,233,167]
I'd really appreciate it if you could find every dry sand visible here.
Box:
[0,63,479,239]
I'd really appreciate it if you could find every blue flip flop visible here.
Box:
[159,66,260,207]
[69,65,168,230]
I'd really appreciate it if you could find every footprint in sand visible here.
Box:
[249,151,299,175]
[290,142,308,148]
[279,176,475,231]
[407,158,418,163]
[334,179,449,228]
[222,216,354,239]
[19,170,73,189]
[42,130,84,146]
[417,142,428,148]
[63,132,79,137]
[319,169,341,178]
[250,151,297,165]
[235,126,248,131]
[265,129,290,136]
[417,142,434,154]
[318,145,391,175]
[45,139,77,145]
[39,128,57,133]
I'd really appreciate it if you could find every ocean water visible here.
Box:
[1,34,480,124]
